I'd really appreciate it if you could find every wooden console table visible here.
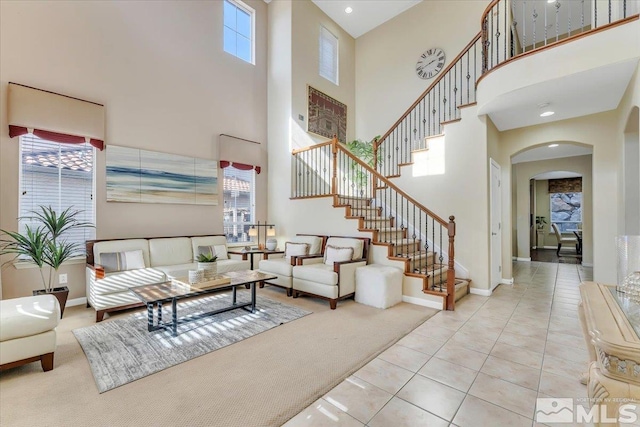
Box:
[579,282,640,425]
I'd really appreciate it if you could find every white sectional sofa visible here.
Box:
[86,235,250,322]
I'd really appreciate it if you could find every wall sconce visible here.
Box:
[246,221,276,250]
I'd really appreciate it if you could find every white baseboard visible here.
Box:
[512,256,518,261]
[469,287,492,296]
[500,277,514,285]
[516,257,531,262]
[582,262,593,267]
[543,246,557,250]
[66,297,87,307]
[402,295,443,310]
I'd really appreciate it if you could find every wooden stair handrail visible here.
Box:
[291,139,333,155]
[334,138,450,228]
[374,32,482,150]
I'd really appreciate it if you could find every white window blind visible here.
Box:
[319,26,338,84]
[223,166,255,243]
[20,135,95,249]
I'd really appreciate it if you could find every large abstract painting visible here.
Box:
[106,146,218,205]
[307,86,347,143]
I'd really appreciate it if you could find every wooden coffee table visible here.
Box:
[130,270,277,337]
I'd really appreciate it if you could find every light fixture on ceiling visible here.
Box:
[547,0,555,3]
[548,144,559,148]
[537,102,555,117]
[345,6,353,13]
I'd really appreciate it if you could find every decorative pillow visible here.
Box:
[197,245,215,258]
[197,245,228,260]
[284,242,309,260]
[100,250,145,273]
[213,244,229,260]
[324,245,354,266]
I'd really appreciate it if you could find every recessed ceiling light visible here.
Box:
[547,0,555,3]
[345,6,353,13]
[548,144,559,148]
[540,111,555,117]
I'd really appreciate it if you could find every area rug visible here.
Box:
[73,291,311,393]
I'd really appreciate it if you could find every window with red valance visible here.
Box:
[7,83,105,150]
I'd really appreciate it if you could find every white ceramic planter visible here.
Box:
[197,262,217,278]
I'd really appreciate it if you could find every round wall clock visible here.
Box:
[415,48,446,80]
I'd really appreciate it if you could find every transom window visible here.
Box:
[319,25,338,85]
[19,135,96,250]
[223,0,254,64]
[223,166,255,243]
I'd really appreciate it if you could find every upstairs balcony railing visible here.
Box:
[291,137,458,309]
[374,0,637,178]
[482,0,636,73]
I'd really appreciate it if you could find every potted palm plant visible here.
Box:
[344,136,382,192]
[0,206,93,317]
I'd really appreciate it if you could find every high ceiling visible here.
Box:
[311,0,422,38]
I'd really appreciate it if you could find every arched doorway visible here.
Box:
[511,142,593,265]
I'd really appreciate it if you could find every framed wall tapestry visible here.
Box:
[106,145,218,205]
[307,86,347,143]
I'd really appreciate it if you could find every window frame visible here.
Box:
[549,191,583,233]
[18,135,96,261]
[319,25,339,85]
[223,0,256,65]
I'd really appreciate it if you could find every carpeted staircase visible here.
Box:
[335,194,470,307]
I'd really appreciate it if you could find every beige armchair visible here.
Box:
[258,234,327,296]
[292,236,370,309]
[551,223,578,256]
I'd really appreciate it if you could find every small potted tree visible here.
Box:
[535,216,548,230]
[0,206,93,317]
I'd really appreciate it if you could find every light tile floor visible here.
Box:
[284,261,594,426]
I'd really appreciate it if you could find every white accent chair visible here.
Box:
[257,234,327,296]
[292,236,370,309]
[0,295,60,372]
[551,223,578,256]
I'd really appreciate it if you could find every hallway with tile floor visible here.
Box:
[284,261,594,426]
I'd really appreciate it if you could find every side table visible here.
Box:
[227,249,285,270]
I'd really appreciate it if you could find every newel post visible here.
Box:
[331,135,338,195]
[446,215,456,310]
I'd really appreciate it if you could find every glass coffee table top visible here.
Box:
[130,270,277,303]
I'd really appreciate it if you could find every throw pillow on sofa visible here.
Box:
[323,245,354,266]
[100,250,146,273]
[197,245,229,260]
[285,242,309,260]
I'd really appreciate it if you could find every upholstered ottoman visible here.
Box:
[355,264,403,309]
[0,295,60,371]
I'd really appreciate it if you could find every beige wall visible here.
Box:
[534,180,558,248]
[267,0,361,243]
[617,66,640,236]
[0,0,268,299]
[393,106,491,290]
[355,0,488,141]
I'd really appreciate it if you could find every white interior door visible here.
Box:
[490,159,502,290]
